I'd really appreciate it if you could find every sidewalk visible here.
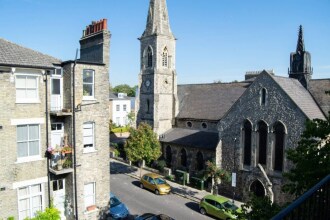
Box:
[110,158,244,207]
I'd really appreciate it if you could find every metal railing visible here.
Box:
[271,174,330,220]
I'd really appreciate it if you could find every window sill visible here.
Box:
[82,97,97,101]
[16,100,41,104]
[83,149,98,154]
[16,156,44,164]
[84,206,99,214]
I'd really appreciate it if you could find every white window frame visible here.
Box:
[16,124,41,163]
[15,74,40,103]
[83,122,95,153]
[84,182,96,210]
[83,69,95,100]
[17,183,44,220]
[123,104,127,112]
[116,104,120,111]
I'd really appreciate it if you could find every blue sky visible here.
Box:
[0,0,329,87]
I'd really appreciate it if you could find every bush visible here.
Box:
[152,159,167,172]
[166,175,175,181]
[25,206,61,220]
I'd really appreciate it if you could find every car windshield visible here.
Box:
[154,177,166,185]
[110,196,121,208]
[222,201,238,211]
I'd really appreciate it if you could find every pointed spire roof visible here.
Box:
[141,0,174,38]
[296,25,305,54]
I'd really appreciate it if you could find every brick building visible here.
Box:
[0,19,110,220]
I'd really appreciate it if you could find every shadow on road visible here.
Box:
[132,180,141,187]
[110,161,138,175]
[171,185,199,198]
[185,201,200,212]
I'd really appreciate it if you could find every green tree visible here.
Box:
[203,160,230,195]
[127,112,135,127]
[283,116,330,197]
[112,84,136,97]
[236,195,282,220]
[124,122,161,177]
[25,206,61,220]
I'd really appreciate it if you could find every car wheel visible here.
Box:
[155,189,159,195]
[140,183,144,189]
[200,207,206,215]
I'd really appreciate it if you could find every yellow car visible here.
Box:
[140,173,171,195]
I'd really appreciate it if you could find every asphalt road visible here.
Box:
[110,172,214,220]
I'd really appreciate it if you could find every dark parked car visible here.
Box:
[135,213,174,220]
[108,192,129,219]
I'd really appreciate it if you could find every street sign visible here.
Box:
[231,172,236,187]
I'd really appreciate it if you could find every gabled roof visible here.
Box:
[177,82,251,121]
[0,38,61,69]
[309,79,330,116]
[160,128,219,150]
[271,74,325,120]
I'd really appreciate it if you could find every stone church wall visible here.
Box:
[218,73,307,204]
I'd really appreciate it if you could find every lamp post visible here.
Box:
[232,137,237,204]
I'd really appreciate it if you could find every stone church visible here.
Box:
[136,0,330,204]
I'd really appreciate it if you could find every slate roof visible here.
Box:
[0,38,61,69]
[308,79,330,116]
[160,128,219,150]
[272,75,325,120]
[177,82,251,120]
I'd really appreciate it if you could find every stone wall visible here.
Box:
[0,68,49,219]
[64,63,110,219]
[218,73,306,204]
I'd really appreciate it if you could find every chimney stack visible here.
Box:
[80,18,111,67]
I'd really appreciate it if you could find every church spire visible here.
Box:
[289,25,312,89]
[141,0,174,38]
[296,25,305,54]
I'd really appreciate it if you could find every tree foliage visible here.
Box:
[124,122,161,173]
[283,116,330,196]
[236,195,282,220]
[25,206,61,220]
[203,160,230,195]
[112,84,137,97]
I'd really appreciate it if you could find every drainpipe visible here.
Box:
[43,70,51,207]
[73,50,79,219]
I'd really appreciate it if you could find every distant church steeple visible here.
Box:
[136,0,178,136]
[289,25,312,89]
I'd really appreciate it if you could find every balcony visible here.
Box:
[48,146,74,175]
[50,95,72,116]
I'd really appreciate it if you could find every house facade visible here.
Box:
[0,19,110,220]
[137,0,330,205]
[109,92,132,127]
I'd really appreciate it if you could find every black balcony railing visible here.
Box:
[271,174,330,220]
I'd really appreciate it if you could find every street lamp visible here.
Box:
[232,137,237,203]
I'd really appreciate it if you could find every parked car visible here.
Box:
[140,173,171,195]
[135,213,174,220]
[199,194,241,219]
[108,192,129,219]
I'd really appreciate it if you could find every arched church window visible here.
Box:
[147,47,152,68]
[243,120,252,166]
[180,148,187,167]
[162,47,168,67]
[166,145,172,167]
[146,99,150,113]
[258,121,268,166]
[274,122,285,172]
[196,151,204,171]
[250,180,265,197]
[260,88,267,106]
